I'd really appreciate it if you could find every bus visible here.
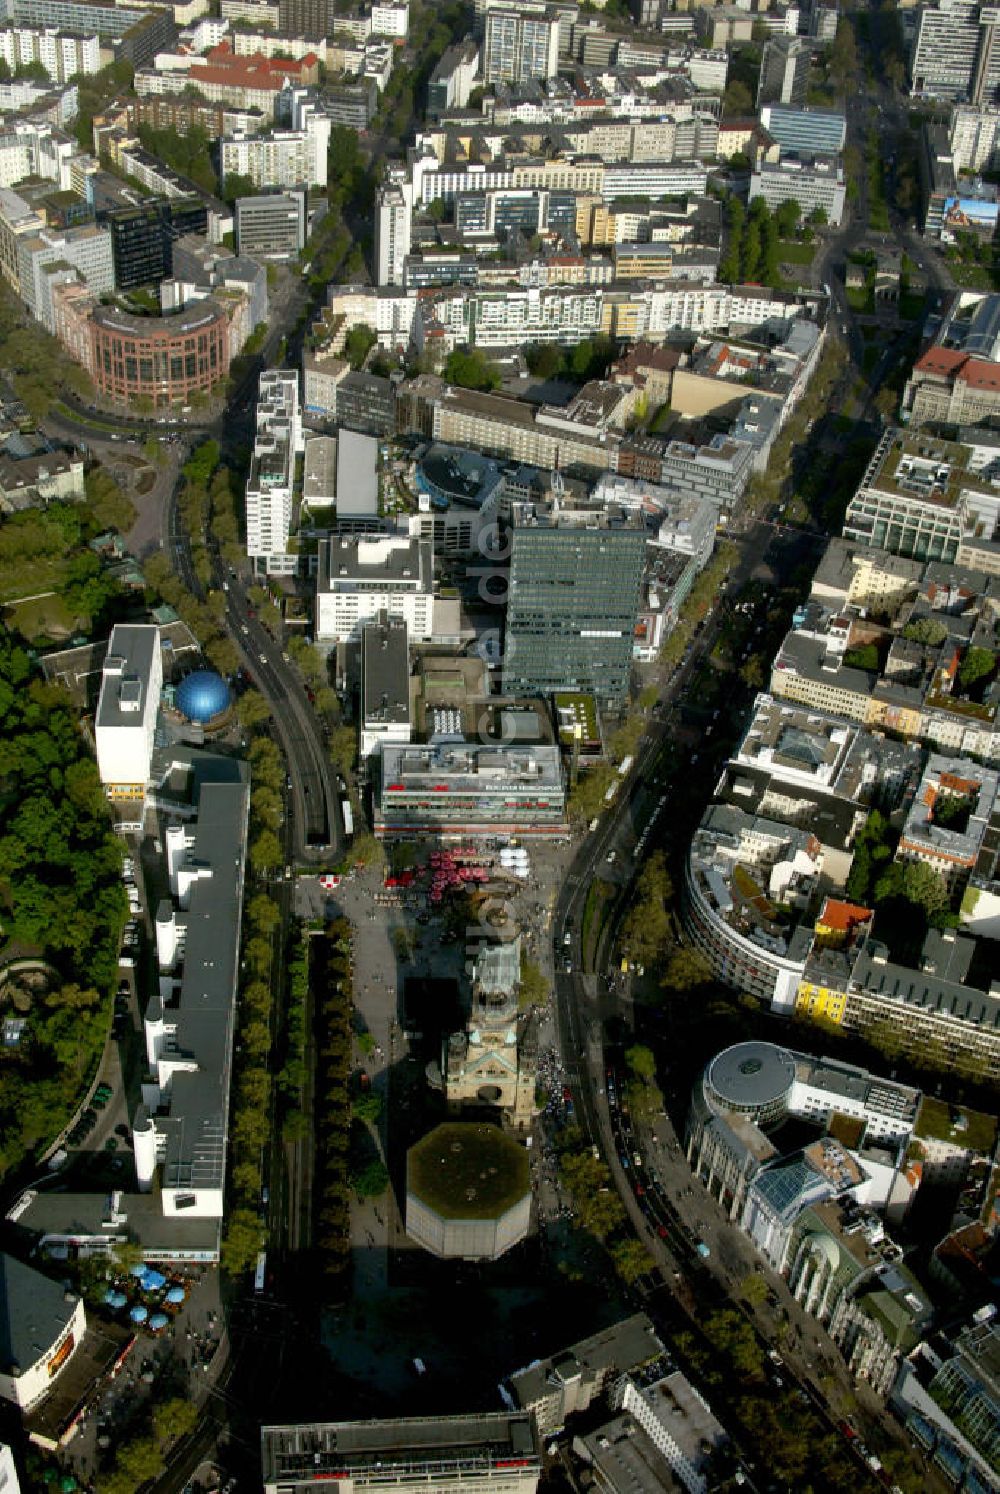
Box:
[617,755,634,777]
[341,798,354,839]
[254,1250,267,1294]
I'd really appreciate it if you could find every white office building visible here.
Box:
[94,624,163,811]
[315,535,434,643]
[245,368,304,575]
[749,155,846,225]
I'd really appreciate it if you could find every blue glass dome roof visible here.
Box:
[176,669,230,723]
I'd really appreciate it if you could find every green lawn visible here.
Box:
[0,556,66,605]
[4,591,76,641]
[915,1096,997,1153]
[778,238,816,264]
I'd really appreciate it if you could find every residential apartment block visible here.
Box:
[0,26,100,82]
[245,368,304,576]
[483,6,559,85]
[220,124,328,190]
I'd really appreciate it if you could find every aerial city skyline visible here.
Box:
[0,0,998,1491]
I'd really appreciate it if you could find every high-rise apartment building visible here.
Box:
[483,6,559,85]
[911,0,1000,103]
[0,26,100,82]
[276,0,335,37]
[374,176,411,287]
[502,498,646,707]
[1,0,175,67]
[756,36,810,107]
[950,103,1000,168]
[245,368,304,575]
[220,126,327,190]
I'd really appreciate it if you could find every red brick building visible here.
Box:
[89,300,230,407]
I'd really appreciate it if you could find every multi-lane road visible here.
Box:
[223,578,338,858]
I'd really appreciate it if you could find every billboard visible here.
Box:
[942,197,1000,238]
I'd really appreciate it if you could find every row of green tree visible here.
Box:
[95,1396,199,1494]
[524,335,618,385]
[220,734,287,1276]
[718,196,825,287]
[557,1126,654,1285]
[0,274,93,421]
[136,122,218,197]
[0,633,127,1181]
[314,920,361,1285]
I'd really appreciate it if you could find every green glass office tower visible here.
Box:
[502,505,646,708]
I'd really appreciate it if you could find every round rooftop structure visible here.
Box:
[704,1041,797,1127]
[405,1122,531,1261]
[176,669,231,725]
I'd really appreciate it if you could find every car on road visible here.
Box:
[259,653,268,664]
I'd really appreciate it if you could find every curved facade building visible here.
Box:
[90,300,229,406]
[682,853,809,1009]
[704,1041,797,1127]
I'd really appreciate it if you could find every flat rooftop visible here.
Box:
[362,614,410,728]
[146,761,249,1199]
[381,741,563,790]
[336,428,378,517]
[510,1313,663,1413]
[8,1187,221,1261]
[407,1123,529,1221]
[865,431,997,509]
[302,434,337,507]
[261,1413,539,1486]
[95,622,159,732]
[319,535,429,589]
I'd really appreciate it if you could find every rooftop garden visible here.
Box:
[914,1096,997,1154]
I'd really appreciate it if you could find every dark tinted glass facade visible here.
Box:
[502,521,646,706]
